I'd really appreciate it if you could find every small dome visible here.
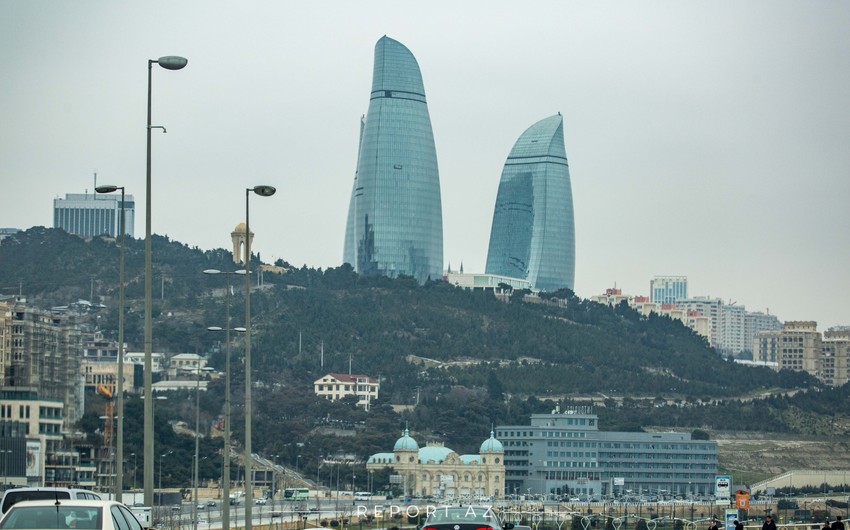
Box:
[393,428,419,450]
[480,431,503,453]
[418,445,453,464]
[233,222,247,233]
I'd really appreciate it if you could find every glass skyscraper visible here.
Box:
[485,114,575,292]
[343,36,443,284]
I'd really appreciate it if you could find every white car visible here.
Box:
[254,498,267,505]
[0,499,143,530]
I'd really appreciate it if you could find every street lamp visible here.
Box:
[159,450,173,506]
[131,453,137,491]
[95,184,126,501]
[2,449,12,486]
[144,54,187,508]
[205,268,247,530]
[243,184,276,530]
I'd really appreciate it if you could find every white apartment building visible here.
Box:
[53,191,135,239]
[820,328,849,387]
[314,373,379,410]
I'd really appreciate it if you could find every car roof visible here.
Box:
[9,500,122,508]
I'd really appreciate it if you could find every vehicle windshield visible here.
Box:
[0,506,102,529]
[426,507,499,524]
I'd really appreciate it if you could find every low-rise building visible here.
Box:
[314,373,379,410]
[367,429,505,500]
[497,406,717,498]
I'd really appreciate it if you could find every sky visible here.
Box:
[1,2,848,330]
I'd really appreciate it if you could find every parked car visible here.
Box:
[0,499,143,530]
[254,498,267,505]
[206,501,217,507]
[171,504,182,512]
[421,506,513,530]
[1,488,102,515]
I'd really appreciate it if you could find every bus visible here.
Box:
[283,488,310,501]
[354,492,373,501]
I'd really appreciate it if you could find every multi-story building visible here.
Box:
[820,328,850,387]
[0,389,65,486]
[314,373,379,410]
[754,330,782,364]
[777,321,822,374]
[367,429,505,499]
[497,407,717,498]
[53,191,135,239]
[649,276,688,305]
[678,297,723,348]
[343,36,443,284]
[0,228,20,242]
[591,290,711,345]
[486,114,576,292]
[3,297,83,425]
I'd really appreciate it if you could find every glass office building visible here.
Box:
[343,36,443,284]
[485,114,575,292]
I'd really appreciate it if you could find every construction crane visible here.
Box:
[96,384,114,448]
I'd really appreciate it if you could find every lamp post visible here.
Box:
[243,184,276,530]
[95,184,126,501]
[159,450,173,506]
[193,360,202,530]
[2,449,12,486]
[205,268,247,530]
[144,54,187,508]
[131,453,137,491]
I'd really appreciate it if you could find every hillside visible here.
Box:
[2,227,850,487]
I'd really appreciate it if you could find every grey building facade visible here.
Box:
[498,408,717,499]
[343,36,443,284]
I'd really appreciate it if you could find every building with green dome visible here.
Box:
[367,429,504,500]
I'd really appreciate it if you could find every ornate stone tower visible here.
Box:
[231,222,253,264]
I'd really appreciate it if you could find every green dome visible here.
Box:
[480,431,503,452]
[393,428,419,450]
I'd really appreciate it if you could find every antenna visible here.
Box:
[320,341,324,369]
[348,351,352,375]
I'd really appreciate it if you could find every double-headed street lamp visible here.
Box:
[243,184,276,530]
[144,54,188,508]
[95,184,126,501]
[205,268,247,530]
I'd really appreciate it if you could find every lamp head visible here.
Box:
[157,56,188,71]
[251,185,276,197]
[95,185,121,194]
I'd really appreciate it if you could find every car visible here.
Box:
[271,512,282,518]
[421,506,513,530]
[254,498,267,505]
[0,499,144,530]
[197,504,205,510]
[171,504,182,512]
[1,488,102,515]
[206,501,216,507]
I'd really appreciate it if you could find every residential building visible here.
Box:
[821,328,850,387]
[486,114,575,292]
[167,353,207,378]
[343,36,443,284]
[2,297,83,425]
[314,373,379,410]
[591,289,711,344]
[678,297,723,348]
[497,407,717,498]
[649,276,688,305]
[0,389,65,486]
[777,321,821,374]
[756,323,848,386]
[53,191,135,239]
[367,429,505,499]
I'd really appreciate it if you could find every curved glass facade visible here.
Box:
[343,36,443,283]
[485,114,575,291]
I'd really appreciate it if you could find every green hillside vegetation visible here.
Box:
[2,227,849,489]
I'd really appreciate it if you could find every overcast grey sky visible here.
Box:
[1,1,848,330]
